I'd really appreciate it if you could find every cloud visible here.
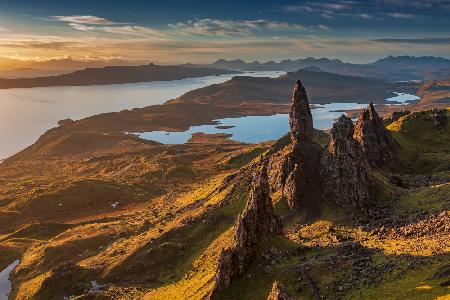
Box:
[281,1,356,13]
[371,37,450,44]
[48,15,116,25]
[0,26,8,32]
[68,23,164,38]
[281,5,314,12]
[381,0,450,10]
[168,19,326,36]
[318,25,330,30]
[355,13,376,19]
[385,12,416,18]
[68,23,96,32]
[1,35,449,64]
[0,41,77,50]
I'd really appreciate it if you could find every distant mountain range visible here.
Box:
[0,55,448,87]
[0,57,146,70]
[187,56,450,81]
[0,57,149,78]
[0,64,238,89]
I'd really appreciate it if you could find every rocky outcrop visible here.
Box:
[289,80,314,144]
[284,81,323,213]
[354,102,395,166]
[321,115,374,210]
[431,109,448,128]
[267,146,294,195]
[386,110,410,125]
[283,163,301,210]
[212,160,282,294]
[267,281,294,300]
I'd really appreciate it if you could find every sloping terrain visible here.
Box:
[1,99,448,299]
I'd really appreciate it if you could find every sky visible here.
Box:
[0,0,449,64]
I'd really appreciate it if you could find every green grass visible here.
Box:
[346,254,450,300]
[223,146,267,170]
[388,110,450,175]
[396,184,450,215]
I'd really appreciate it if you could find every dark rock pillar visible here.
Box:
[284,81,323,214]
[289,80,314,144]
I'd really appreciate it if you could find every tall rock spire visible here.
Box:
[289,80,314,144]
[284,81,323,214]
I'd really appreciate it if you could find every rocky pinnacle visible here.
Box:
[284,81,322,214]
[289,80,314,145]
[354,102,395,166]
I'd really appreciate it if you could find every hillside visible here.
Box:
[0,64,238,89]
[0,81,448,299]
[172,68,417,105]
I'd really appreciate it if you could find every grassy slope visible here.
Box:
[3,109,449,300]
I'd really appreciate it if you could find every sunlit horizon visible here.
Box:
[0,0,449,67]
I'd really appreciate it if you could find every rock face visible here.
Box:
[267,281,294,300]
[267,147,293,195]
[284,81,323,213]
[321,115,374,210]
[289,80,314,144]
[354,102,395,166]
[212,160,282,294]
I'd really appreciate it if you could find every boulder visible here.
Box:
[267,281,295,300]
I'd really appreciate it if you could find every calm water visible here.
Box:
[0,71,284,158]
[135,103,369,144]
[385,92,420,104]
[0,260,19,300]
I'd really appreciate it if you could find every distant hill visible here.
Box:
[172,68,417,105]
[190,55,450,81]
[0,64,238,89]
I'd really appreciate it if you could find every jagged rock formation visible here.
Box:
[267,146,293,195]
[267,281,294,300]
[283,163,301,210]
[289,80,314,144]
[212,160,282,294]
[284,81,323,212]
[321,115,374,210]
[354,102,395,166]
